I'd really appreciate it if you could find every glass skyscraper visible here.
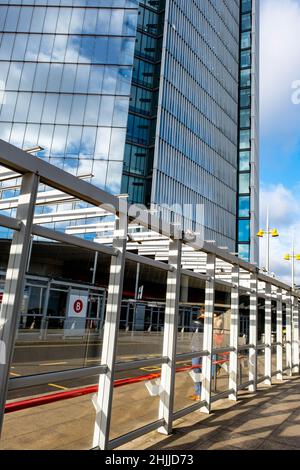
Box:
[237,0,259,263]
[0,0,259,263]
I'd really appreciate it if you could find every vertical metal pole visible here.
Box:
[264,283,272,386]
[292,236,295,290]
[133,262,140,335]
[249,272,258,392]
[158,239,182,435]
[266,207,270,273]
[40,281,50,341]
[149,306,153,332]
[125,303,130,331]
[0,172,39,434]
[200,253,216,414]
[134,262,140,301]
[92,200,127,450]
[91,251,98,285]
[276,288,283,381]
[229,265,239,401]
[292,296,300,374]
[286,294,292,376]
[26,235,33,272]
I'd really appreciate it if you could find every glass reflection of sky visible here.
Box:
[0,3,138,197]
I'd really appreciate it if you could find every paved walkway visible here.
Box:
[118,376,300,451]
[1,375,300,450]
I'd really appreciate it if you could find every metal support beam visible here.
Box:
[0,214,20,231]
[276,289,283,381]
[158,239,182,435]
[200,253,216,413]
[264,283,272,386]
[249,273,258,392]
[292,297,300,374]
[0,173,39,435]
[286,296,292,376]
[229,265,239,401]
[92,203,127,450]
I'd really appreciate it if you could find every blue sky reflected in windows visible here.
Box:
[0,1,138,195]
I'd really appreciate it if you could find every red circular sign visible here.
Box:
[73,299,84,314]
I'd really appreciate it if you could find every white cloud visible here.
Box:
[259,183,300,285]
[261,0,300,135]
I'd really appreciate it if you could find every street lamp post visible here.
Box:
[257,208,279,273]
[284,237,300,290]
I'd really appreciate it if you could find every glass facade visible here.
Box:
[0,1,138,199]
[150,0,241,250]
[121,0,165,205]
[0,0,259,260]
[237,0,259,263]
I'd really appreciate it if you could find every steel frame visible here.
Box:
[0,140,299,449]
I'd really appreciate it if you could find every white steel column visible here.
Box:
[292,297,300,374]
[286,294,292,376]
[249,272,258,392]
[92,207,127,450]
[158,239,182,435]
[229,265,239,401]
[200,253,216,414]
[0,173,39,433]
[276,288,283,381]
[264,283,272,386]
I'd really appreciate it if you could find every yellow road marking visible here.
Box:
[9,372,21,377]
[41,362,68,366]
[48,383,69,391]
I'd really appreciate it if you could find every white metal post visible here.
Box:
[92,205,127,450]
[292,236,295,290]
[40,281,51,341]
[276,288,283,381]
[200,253,216,414]
[134,262,140,301]
[292,296,300,374]
[266,207,270,273]
[0,173,39,434]
[285,294,293,376]
[229,265,239,401]
[264,283,272,386]
[249,272,258,392]
[158,239,182,435]
[91,251,98,285]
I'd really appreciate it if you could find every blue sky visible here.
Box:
[260,0,300,282]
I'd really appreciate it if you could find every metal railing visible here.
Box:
[0,140,299,450]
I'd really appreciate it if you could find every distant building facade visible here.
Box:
[0,0,259,262]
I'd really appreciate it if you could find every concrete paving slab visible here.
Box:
[1,375,300,450]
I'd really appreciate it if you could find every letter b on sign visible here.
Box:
[74,299,83,314]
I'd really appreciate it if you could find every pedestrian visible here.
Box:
[213,312,225,376]
[189,307,205,401]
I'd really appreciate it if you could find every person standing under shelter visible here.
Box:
[213,311,225,376]
[189,307,205,401]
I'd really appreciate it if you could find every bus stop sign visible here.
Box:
[68,293,88,319]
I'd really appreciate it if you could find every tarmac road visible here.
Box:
[8,331,197,400]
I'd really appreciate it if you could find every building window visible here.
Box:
[238,220,250,243]
[239,196,250,217]
[239,129,251,149]
[239,173,250,194]
[239,151,250,171]
[238,244,250,260]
